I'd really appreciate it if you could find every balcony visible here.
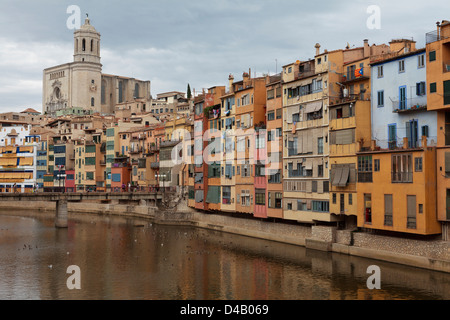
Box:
[392,98,427,113]
[150,162,160,169]
[426,29,450,44]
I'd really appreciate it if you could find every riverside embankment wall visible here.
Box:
[0,200,448,273]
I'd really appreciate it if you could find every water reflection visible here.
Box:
[0,211,449,300]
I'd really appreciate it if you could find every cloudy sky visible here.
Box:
[0,0,448,113]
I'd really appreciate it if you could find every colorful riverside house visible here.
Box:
[74,139,102,192]
[192,93,208,210]
[282,55,332,224]
[327,40,390,228]
[204,86,225,211]
[65,169,75,192]
[220,77,238,213]
[52,137,75,191]
[36,141,47,189]
[426,20,450,239]
[0,125,39,193]
[355,41,441,235]
[105,121,142,190]
[234,71,267,215]
[265,74,283,219]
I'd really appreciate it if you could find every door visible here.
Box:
[444,80,450,105]
[399,86,407,110]
[407,195,416,229]
[406,120,418,148]
[388,124,397,149]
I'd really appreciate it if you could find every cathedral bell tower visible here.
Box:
[73,14,101,64]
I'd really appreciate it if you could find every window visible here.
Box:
[332,193,337,204]
[358,155,373,182]
[364,194,372,224]
[255,189,265,205]
[430,82,437,93]
[429,50,436,62]
[348,193,353,205]
[268,170,281,183]
[267,111,275,121]
[418,54,425,68]
[373,159,380,172]
[317,137,324,154]
[312,201,329,212]
[91,97,95,107]
[384,194,393,226]
[287,202,292,210]
[392,154,413,183]
[222,186,231,204]
[415,157,423,172]
[377,90,384,107]
[422,125,429,138]
[276,109,282,119]
[377,65,384,78]
[398,60,405,73]
[416,82,426,96]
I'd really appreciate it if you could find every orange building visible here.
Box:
[234,71,267,215]
[356,137,441,235]
[425,20,450,239]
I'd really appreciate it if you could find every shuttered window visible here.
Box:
[384,194,393,226]
[330,129,355,145]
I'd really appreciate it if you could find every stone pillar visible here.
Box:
[55,197,68,228]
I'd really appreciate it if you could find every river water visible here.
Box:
[0,210,449,300]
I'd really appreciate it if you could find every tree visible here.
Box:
[187,84,192,99]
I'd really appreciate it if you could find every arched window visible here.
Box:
[82,39,86,51]
[118,81,123,103]
[134,83,140,99]
[91,39,94,52]
[91,97,95,107]
[101,80,106,104]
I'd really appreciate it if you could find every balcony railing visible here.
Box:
[407,216,416,229]
[392,98,427,113]
[391,171,413,183]
[426,29,449,44]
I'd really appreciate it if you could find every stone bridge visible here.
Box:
[0,192,163,228]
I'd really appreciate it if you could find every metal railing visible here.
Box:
[391,97,427,113]
[425,29,449,44]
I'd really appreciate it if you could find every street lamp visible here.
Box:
[155,173,166,200]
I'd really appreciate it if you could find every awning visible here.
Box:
[304,101,323,113]
[304,158,313,170]
[332,165,350,187]
[332,166,343,187]
[337,165,350,187]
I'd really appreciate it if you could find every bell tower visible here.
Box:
[73,14,101,64]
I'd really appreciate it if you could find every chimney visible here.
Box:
[363,39,370,57]
[437,21,441,39]
[228,74,234,93]
[315,43,321,56]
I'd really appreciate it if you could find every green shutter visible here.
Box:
[444,80,450,105]
[206,186,221,204]
[85,157,96,166]
[85,145,96,154]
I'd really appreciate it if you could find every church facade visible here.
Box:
[42,16,151,116]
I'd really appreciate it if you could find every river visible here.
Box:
[0,210,449,300]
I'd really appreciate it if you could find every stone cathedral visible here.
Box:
[42,16,151,116]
